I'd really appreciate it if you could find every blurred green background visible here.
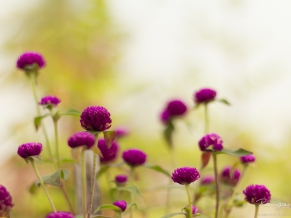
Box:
[1,0,291,217]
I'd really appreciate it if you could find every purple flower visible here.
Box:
[115,127,129,138]
[240,154,256,164]
[220,166,241,186]
[46,211,74,218]
[115,174,128,185]
[98,139,119,164]
[80,106,112,132]
[17,52,46,70]
[39,96,61,108]
[67,132,95,149]
[171,167,200,185]
[122,149,147,167]
[0,185,13,217]
[201,175,214,185]
[17,142,42,159]
[243,184,271,205]
[113,200,127,212]
[183,205,199,215]
[194,88,217,104]
[160,110,170,124]
[198,133,223,151]
[160,99,187,123]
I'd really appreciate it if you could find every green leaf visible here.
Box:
[29,183,39,194]
[35,169,70,186]
[96,165,110,179]
[218,99,231,106]
[200,152,211,169]
[30,155,42,164]
[144,164,171,177]
[215,148,252,157]
[193,103,201,110]
[127,203,138,210]
[93,204,122,213]
[103,131,116,148]
[118,185,141,197]
[60,109,81,117]
[34,114,50,131]
[160,212,187,218]
[163,122,174,148]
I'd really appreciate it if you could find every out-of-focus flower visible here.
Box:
[67,132,95,149]
[98,139,119,163]
[46,211,74,218]
[122,149,147,167]
[198,133,223,151]
[115,175,128,186]
[115,127,129,138]
[113,200,127,212]
[160,99,187,124]
[0,185,13,217]
[220,166,241,186]
[17,52,46,70]
[240,154,256,164]
[17,142,42,159]
[200,175,214,185]
[39,96,61,108]
[243,184,271,204]
[171,167,200,185]
[194,88,217,104]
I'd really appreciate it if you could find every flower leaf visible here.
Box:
[163,122,175,148]
[144,164,171,177]
[103,131,116,149]
[30,155,42,164]
[200,152,211,169]
[117,185,141,197]
[93,204,122,213]
[35,169,70,187]
[96,165,110,179]
[160,212,187,218]
[60,109,81,117]
[215,148,252,157]
[90,145,103,157]
[34,114,50,131]
[218,99,231,106]
[127,203,138,210]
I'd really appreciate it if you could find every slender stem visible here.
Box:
[30,159,57,212]
[254,204,259,218]
[185,184,192,218]
[129,167,135,218]
[82,150,87,218]
[213,153,219,218]
[53,119,61,168]
[165,148,175,214]
[60,181,76,214]
[204,104,209,134]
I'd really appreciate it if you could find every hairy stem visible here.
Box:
[254,204,259,218]
[82,150,87,218]
[204,104,209,134]
[213,153,219,218]
[185,184,192,218]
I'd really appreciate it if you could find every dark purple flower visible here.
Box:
[39,96,61,107]
[220,166,241,186]
[198,133,223,151]
[171,167,200,185]
[240,154,256,164]
[80,106,112,132]
[115,174,128,185]
[67,132,95,149]
[160,99,187,124]
[17,142,42,159]
[98,139,119,163]
[243,184,271,205]
[194,88,217,104]
[17,52,46,70]
[113,200,127,212]
[115,127,129,138]
[160,110,170,124]
[0,185,13,217]
[201,175,214,185]
[46,211,74,218]
[122,149,147,167]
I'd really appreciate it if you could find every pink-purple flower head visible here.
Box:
[115,174,128,185]
[46,211,74,218]
[17,142,42,159]
[80,106,112,132]
[17,52,46,71]
[198,133,223,152]
[183,205,199,215]
[240,154,256,164]
[113,200,127,212]
[201,175,214,185]
[220,166,241,186]
[67,132,95,149]
[0,185,13,217]
[39,95,61,109]
[122,149,147,168]
[243,184,271,205]
[171,167,200,185]
[98,139,119,164]
[115,127,129,138]
[194,88,217,104]
[160,99,188,124]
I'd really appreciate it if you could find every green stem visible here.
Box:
[254,204,259,218]
[204,104,209,134]
[129,168,135,218]
[165,148,175,214]
[213,153,219,218]
[82,150,87,218]
[53,119,61,168]
[185,184,192,218]
[30,159,57,212]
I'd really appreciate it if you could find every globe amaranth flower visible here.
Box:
[183,205,199,215]
[80,106,112,132]
[17,52,46,70]
[240,154,256,164]
[0,185,13,217]
[98,139,119,163]
[122,149,147,167]
[194,88,217,104]
[171,167,200,185]
[115,174,128,185]
[39,95,61,108]
[67,132,95,149]
[46,211,74,218]
[201,175,214,185]
[160,99,187,123]
[198,133,223,152]
[243,184,271,204]
[113,200,127,212]
[115,127,129,138]
[17,142,42,159]
[220,166,241,186]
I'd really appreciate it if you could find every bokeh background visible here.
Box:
[1,0,291,217]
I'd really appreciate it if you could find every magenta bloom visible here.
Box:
[160,99,187,123]
[113,200,127,212]
[80,106,112,132]
[115,127,129,138]
[67,132,95,149]
[220,166,241,186]
[0,185,13,217]
[243,184,271,205]
[194,88,217,104]
[198,133,223,151]
[183,205,199,215]
[240,154,256,164]
[39,96,61,107]
[46,211,74,218]
[201,176,214,185]
[98,139,119,163]
[115,174,128,185]
[160,110,171,123]
[17,52,46,70]
[171,167,200,185]
[17,142,42,159]
[122,149,147,167]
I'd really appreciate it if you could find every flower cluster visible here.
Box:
[39,96,61,108]
[122,149,147,167]
[171,167,200,185]
[98,139,119,163]
[160,99,187,124]
[240,154,256,164]
[17,52,46,70]
[17,142,43,159]
[243,184,271,205]
[220,166,241,186]
[194,88,216,104]
[198,133,223,151]
[0,185,13,217]
[67,132,95,149]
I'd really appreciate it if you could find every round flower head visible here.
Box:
[115,174,128,185]
[198,133,223,151]
[17,142,42,159]
[98,139,119,163]
[201,175,214,185]
[80,106,112,132]
[194,88,217,104]
[17,52,46,70]
[0,185,13,217]
[220,166,241,186]
[160,110,170,124]
[171,167,200,185]
[39,95,61,108]
[46,211,74,218]
[243,184,271,204]
[67,132,95,149]
[115,127,129,138]
[166,100,187,116]
[113,200,127,212]
[122,149,147,167]
[240,154,256,164]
